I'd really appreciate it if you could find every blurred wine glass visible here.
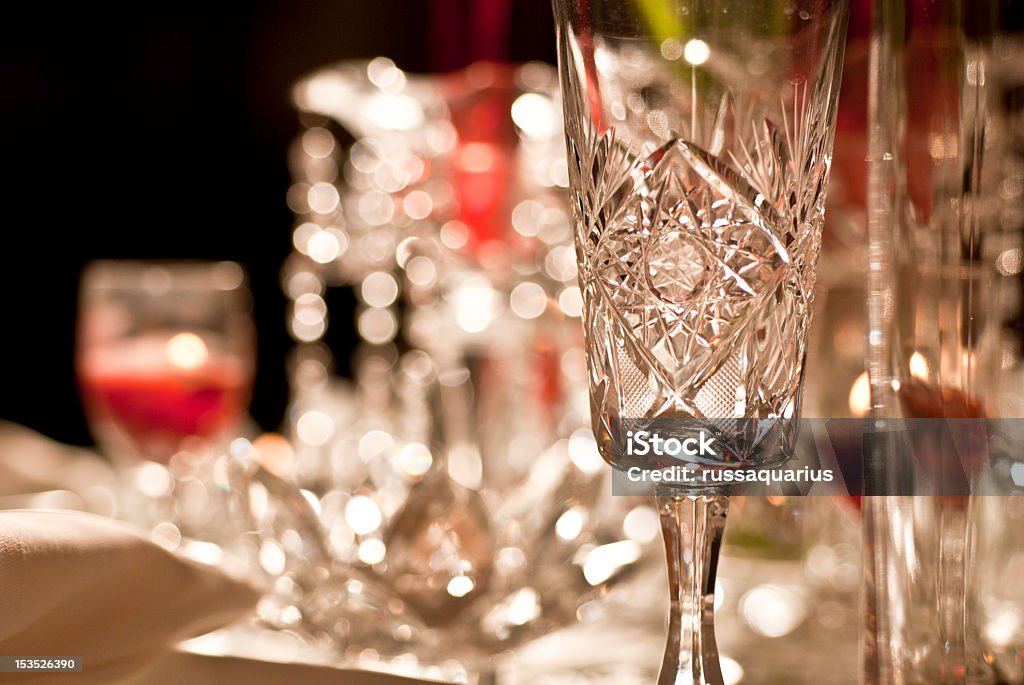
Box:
[76,261,255,467]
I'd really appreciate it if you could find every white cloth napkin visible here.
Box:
[0,510,259,684]
[0,421,114,506]
[0,423,448,684]
[0,421,259,684]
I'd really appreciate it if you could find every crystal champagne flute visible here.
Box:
[552,0,848,681]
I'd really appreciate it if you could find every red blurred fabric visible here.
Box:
[430,0,513,72]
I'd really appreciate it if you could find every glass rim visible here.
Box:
[80,259,249,294]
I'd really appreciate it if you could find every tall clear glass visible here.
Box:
[552,1,848,682]
[864,1,1020,683]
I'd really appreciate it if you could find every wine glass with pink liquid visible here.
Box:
[76,261,255,520]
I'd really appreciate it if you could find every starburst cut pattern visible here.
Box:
[560,33,842,461]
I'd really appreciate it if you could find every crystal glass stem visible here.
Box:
[863,496,992,685]
[936,501,968,679]
[657,492,729,685]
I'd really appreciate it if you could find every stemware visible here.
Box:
[260,59,651,680]
[864,1,1022,682]
[76,260,255,524]
[552,1,848,682]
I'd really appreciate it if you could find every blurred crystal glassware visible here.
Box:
[76,260,255,525]
[864,1,1023,683]
[284,60,585,487]
[973,495,1024,685]
[553,0,848,682]
[802,3,871,424]
[265,59,649,679]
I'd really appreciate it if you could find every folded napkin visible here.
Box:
[0,425,445,684]
[0,510,259,684]
[0,421,114,511]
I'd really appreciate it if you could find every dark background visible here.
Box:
[1,1,557,446]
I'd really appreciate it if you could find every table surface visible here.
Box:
[146,552,859,685]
